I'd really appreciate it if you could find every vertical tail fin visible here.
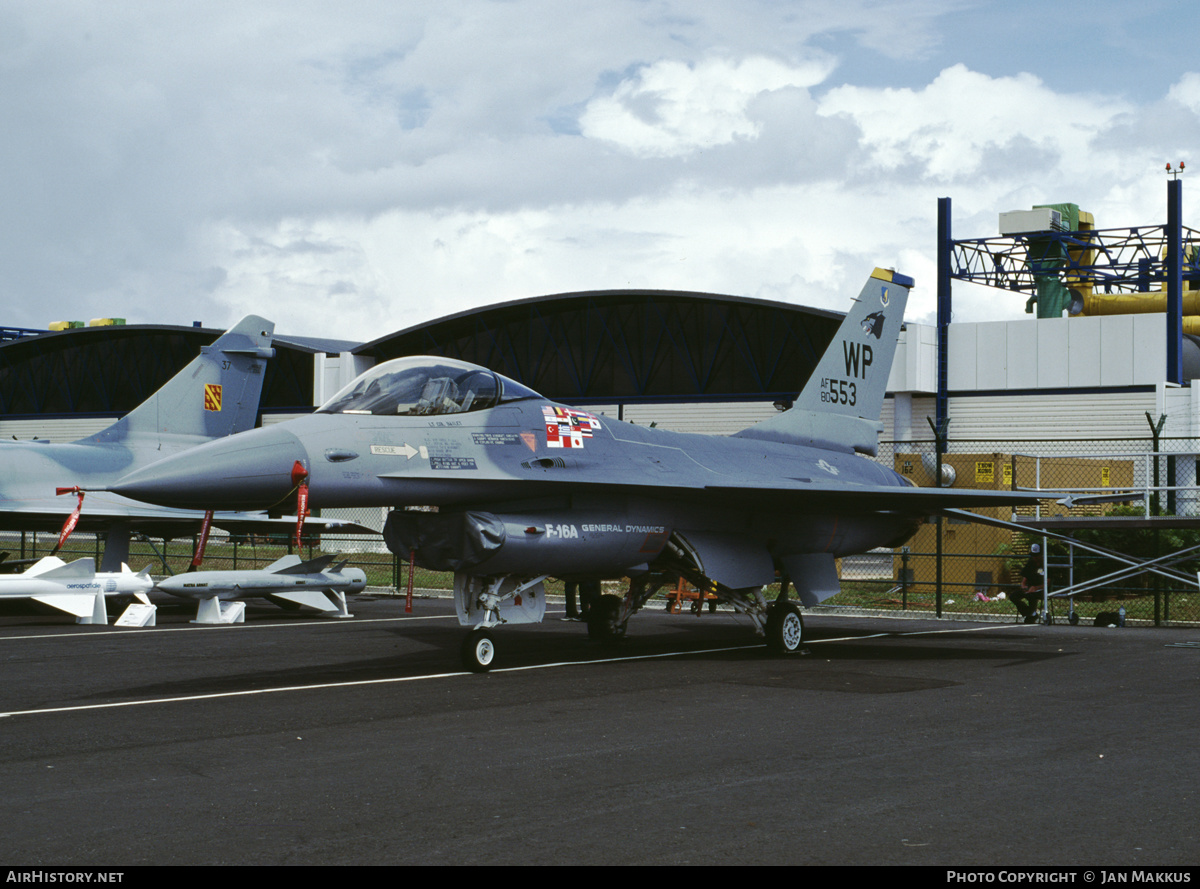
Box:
[81,316,275,450]
[734,268,911,455]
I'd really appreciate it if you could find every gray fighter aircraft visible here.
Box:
[0,315,314,569]
[112,268,1049,670]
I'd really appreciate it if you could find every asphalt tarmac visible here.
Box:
[0,594,1195,866]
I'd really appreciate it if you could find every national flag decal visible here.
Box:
[542,405,601,449]
[204,383,222,412]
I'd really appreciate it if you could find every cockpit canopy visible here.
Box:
[316,356,542,417]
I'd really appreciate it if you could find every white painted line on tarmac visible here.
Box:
[814,623,1025,644]
[0,620,1026,720]
[0,643,764,719]
[0,613,455,643]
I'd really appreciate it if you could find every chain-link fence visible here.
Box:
[830,436,1200,626]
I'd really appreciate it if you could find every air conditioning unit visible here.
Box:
[998,208,1065,235]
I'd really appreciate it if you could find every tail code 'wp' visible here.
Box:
[734,268,912,456]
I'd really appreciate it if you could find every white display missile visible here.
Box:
[0,557,153,624]
[154,554,365,623]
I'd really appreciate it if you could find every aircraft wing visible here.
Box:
[0,494,372,537]
[700,483,1050,513]
[373,471,1050,514]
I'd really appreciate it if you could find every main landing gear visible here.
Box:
[587,593,628,643]
[765,600,805,654]
[452,570,808,671]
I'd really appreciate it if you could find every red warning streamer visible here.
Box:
[52,487,85,555]
[190,509,215,570]
[292,460,309,549]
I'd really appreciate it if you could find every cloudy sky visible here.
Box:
[3,1,1198,341]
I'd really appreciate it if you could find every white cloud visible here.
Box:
[205,178,930,341]
[4,2,1199,345]
[818,64,1130,181]
[1167,72,1200,114]
[579,56,835,158]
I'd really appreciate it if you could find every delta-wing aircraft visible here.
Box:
[0,315,348,570]
[113,269,1048,670]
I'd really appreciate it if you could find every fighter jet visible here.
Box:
[154,554,365,623]
[0,556,153,624]
[112,269,1048,670]
[0,315,353,569]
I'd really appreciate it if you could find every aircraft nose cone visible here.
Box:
[112,426,309,510]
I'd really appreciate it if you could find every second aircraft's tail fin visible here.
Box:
[82,316,275,451]
[734,268,911,455]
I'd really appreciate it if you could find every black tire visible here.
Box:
[1068,612,1079,626]
[588,594,626,642]
[461,628,497,672]
[765,601,804,654]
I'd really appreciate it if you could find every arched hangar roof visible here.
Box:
[0,290,849,418]
[356,289,845,404]
[0,324,350,418]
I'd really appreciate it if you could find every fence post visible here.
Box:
[1147,412,1165,513]
[406,549,415,613]
[1147,413,1166,626]
[928,417,950,618]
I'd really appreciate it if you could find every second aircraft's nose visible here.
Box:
[111,425,310,510]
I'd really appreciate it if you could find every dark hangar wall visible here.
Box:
[0,325,315,418]
[357,290,845,404]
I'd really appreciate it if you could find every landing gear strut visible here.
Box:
[453,573,548,673]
